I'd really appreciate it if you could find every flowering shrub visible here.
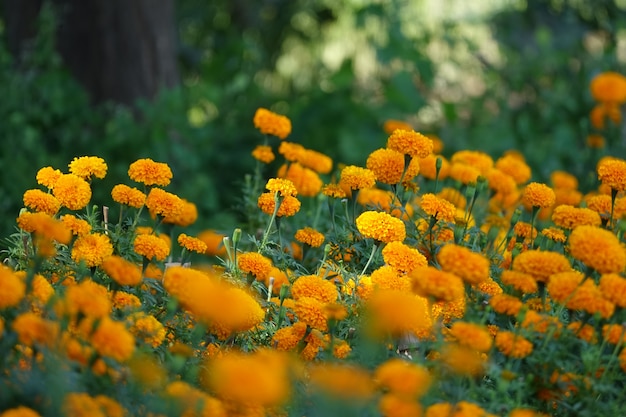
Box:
[2,75,626,417]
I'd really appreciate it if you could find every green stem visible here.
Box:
[259,192,281,253]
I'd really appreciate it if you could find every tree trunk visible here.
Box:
[3,0,180,106]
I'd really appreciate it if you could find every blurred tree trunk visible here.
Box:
[3,0,180,106]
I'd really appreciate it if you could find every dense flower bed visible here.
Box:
[1,72,626,417]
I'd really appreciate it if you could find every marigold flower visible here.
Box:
[29,274,54,305]
[548,271,614,318]
[489,293,523,316]
[522,182,556,209]
[308,363,375,400]
[590,71,626,104]
[322,183,347,199]
[387,129,433,158]
[602,324,626,345]
[419,193,456,223]
[128,312,166,348]
[520,310,561,334]
[177,233,208,254]
[60,214,92,236]
[101,255,143,286]
[23,189,60,215]
[290,274,337,303]
[437,244,489,285]
[128,158,173,187]
[410,266,465,301]
[164,381,226,417]
[449,321,493,352]
[278,141,305,161]
[70,233,113,268]
[91,317,135,362]
[69,156,108,180]
[567,322,597,344]
[133,233,170,261]
[419,154,450,180]
[356,210,406,243]
[266,178,298,197]
[383,119,413,134]
[299,148,333,174]
[599,273,626,308]
[277,163,323,197]
[494,154,532,185]
[16,211,71,244]
[63,393,106,417]
[0,406,42,417]
[111,184,146,208]
[541,227,566,243]
[554,188,583,207]
[591,102,622,129]
[36,166,63,189]
[112,291,141,310]
[238,252,273,281]
[451,150,494,175]
[251,144,275,163]
[438,343,487,376]
[550,170,578,190]
[597,158,626,192]
[500,270,538,294]
[365,290,432,339]
[64,279,111,318]
[551,205,601,229]
[437,187,467,209]
[366,148,418,185]
[495,331,533,358]
[511,249,571,283]
[253,107,292,139]
[293,296,328,331]
[145,187,184,219]
[333,339,352,359]
[382,240,428,273]
[197,229,228,257]
[371,265,410,292]
[486,168,517,196]
[294,227,325,248]
[340,165,377,190]
[272,321,308,351]
[12,312,58,346]
[257,192,301,217]
[52,173,92,210]
[569,225,626,274]
[374,358,432,398]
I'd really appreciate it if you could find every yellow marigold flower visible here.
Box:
[68,156,108,180]
[294,296,328,331]
[599,273,626,308]
[449,321,493,352]
[266,266,290,294]
[590,71,626,104]
[569,225,626,274]
[52,173,92,210]
[36,166,63,189]
[591,102,622,129]
[522,182,556,209]
[278,141,305,161]
[437,244,489,285]
[374,358,431,398]
[23,189,60,215]
[486,168,517,196]
[419,193,456,223]
[300,148,333,174]
[366,290,432,339]
[253,107,291,139]
[513,221,538,242]
[438,343,487,376]
[567,321,597,344]
[0,406,42,417]
[551,170,578,190]
[340,165,377,190]
[597,158,626,191]
[71,233,113,268]
[548,271,614,318]
[371,265,410,292]
[294,227,325,247]
[449,162,481,185]
[12,311,58,346]
[128,158,173,187]
[112,291,141,310]
[333,339,352,359]
[500,270,538,294]
[521,310,561,334]
[489,293,523,316]
[278,162,322,197]
[437,187,467,209]
[128,312,166,348]
[602,324,626,345]
[419,154,450,180]
[133,233,170,261]
[387,129,433,158]
[410,266,465,301]
[91,317,135,362]
[145,187,184,219]
[383,119,413,134]
[272,321,307,351]
[266,177,298,197]
[366,148,418,185]
[451,150,494,175]
[382,240,427,273]
[551,205,601,229]
[356,210,406,243]
[554,187,583,207]
[495,331,533,358]
[197,229,228,257]
[177,233,208,254]
[431,297,466,324]
[308,363,375,400]
[251,144,275,164]
[238,252,273,281]
[60,214,92,236]
[357,187,393,209]
[322,183,347,199]
[30,274,54,305]
[257,192,301,217]
[475,276,503,296]
[291,274,337,302]
[101,255,143,286]
[511,249,571,283]
[111,184,146,208]
[64,279,111,318]
[541,227,566,243]
[17,211,72,244]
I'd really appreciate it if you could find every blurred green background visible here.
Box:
[0,0,625,241]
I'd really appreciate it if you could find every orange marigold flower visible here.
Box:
[599,273,626,308]
[590,71,626,104]
[551,170,578,190]
[0,406,42,417]
[567,321,597,344]
[0,269,25,309]
[23,189,60,215]
[333,339,352,359]
[128,158,173,187]
[513,221,538,242]
[522,182,556,209]
[495,331,533,358]
[520,310,561,334]
[36,166,63,189]
[12,311,58,346]
[419,193,456,223]
[300,148,333,174]
[387,129,433,158]
[511,249,571,283]
[322,183,347,199]
[238,252,273,280]
[253,107,292,139]
[62,393,105,417]
[60,214,92,236]
[486,168,517,196]
[52,173,92,210]
[111,184,146,208]
[374,358,431,398]
[308,363,375,400]
[145,187,184,219]
[197,229,227,257]
[257,192,301,217]
[541,227,566,243]
[91,317,135,362]
[294,227,325,247]
[451,150,494,175]
[278,141,305,161]
[410,266,465,301]
[591,102,622,129]
[419,154,450,180]
[64,279,111,318]
[366,290,432,339]
[340,165,377,190]
[597,158,626,192]
[277,163,322,197]
[438,343,487,376]
[495,154,531,185]
[549,271,614,318]
[291,274,338,303]
[266,178,298,197]
[71,233,114,268]
[431,297,466,324]
[489,293,523,316]
[251,144,275,164]
[366,148,418,185]
[17,211,71,244]
[164,198,198,227]
[382,241,428,273]
[101,255,143,286]
[569,225,626,274]
[69,156,108,180]
[356,210,406,243]
[294,296,328,331]
[602,324,626,345]
[128,312,166,348]
[500,270,538,294]
[437,244,489,285]
[449,321,493,352]
[437,187,467,209]
[371,265,410,292]
[383,119,413,134]
[112,291,141,310]
[551,205,601,229]
[133,233,170,261]
[272,322,307,351]
[30,274,54,305]
[449,162,481,185]
[177,233,208,254]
